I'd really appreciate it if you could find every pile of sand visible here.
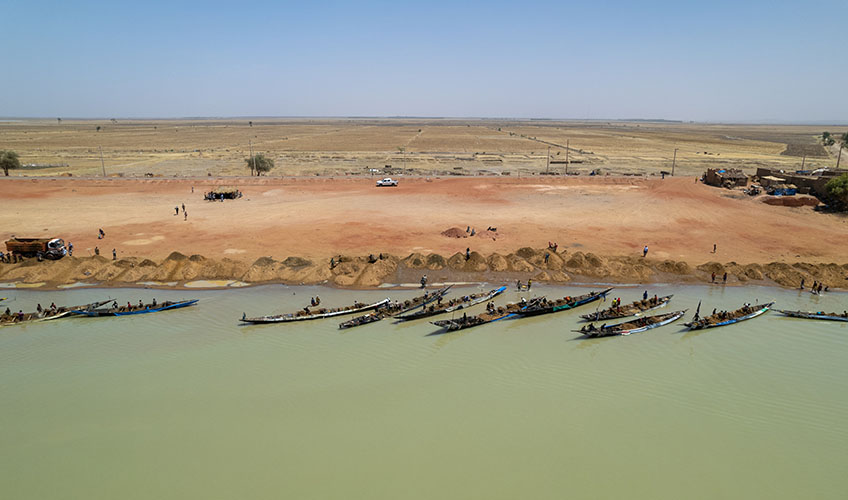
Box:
[441,227,468,238]
[0,249,846,290]
[761,196,819,207]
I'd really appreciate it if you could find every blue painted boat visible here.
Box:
[430,296,545,332]
[774,309,848,322]
[518,287,613,317]
[685,302,773,330]
[70,299,198,317]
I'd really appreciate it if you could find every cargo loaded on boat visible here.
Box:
[685,302,773,330]
[580,294,672,321]
[394,286,507,321]
[71,299,198,317]
[242,298,390,324]
[577,310,687,337]
[518,288,613,317]
[339,286,452,329]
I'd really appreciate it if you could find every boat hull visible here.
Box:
[774,309,848,322]
[686,302,774,330]
[243,298,390,324]
[71,300,198,317]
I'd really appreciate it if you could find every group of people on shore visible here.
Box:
[175,203,188,220]
[711,272,728,284]
[800,279,828,294]
[0,251,20,263]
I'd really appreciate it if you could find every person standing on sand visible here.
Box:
[711,272,716,283]
[175,206,179,215]
[723,272,727,284]
[465,247,470,260]
[68,242,73,256]
[112,248,116,260]
[713,243,717,253]
[94,246,100,256]
[182,203,186,214]
[800,278,805,290]
[184,211,188,221]
[642,246,649,258]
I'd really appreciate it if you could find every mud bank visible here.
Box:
[1,249,845,291]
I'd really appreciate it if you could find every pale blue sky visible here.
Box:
[2,0,846,122]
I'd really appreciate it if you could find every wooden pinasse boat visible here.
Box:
[1,299,112,326]
[518,287,613,318]
[577,309,687,337]
[71,299,198,317]
[773,309,848,322]
[338,286,453,330]
[580,294,673,321]
[242,298,391,324]
[394,286,508,321]
[684,302,774,330]
[431,297,545,332]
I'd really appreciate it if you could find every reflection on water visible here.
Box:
[1,283,847,499]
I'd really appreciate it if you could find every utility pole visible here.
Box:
[545,146,550,174]
[801,153,806,170]
[99,146,106,177]
[837,143,843,169]
[671,148,678,176]
[565,139,569,175]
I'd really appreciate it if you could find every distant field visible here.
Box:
[0,118,840,178]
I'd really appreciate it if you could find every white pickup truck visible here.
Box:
[376,177,398,187]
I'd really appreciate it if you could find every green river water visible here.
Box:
[1,283,846,499]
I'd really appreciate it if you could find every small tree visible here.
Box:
[57,117,62,125]
[825,173,848,208]
[248,121,253,127]
[0,150,21,176]
[96,126,101,132]
[842,132,848,144]
[246,153,274,176]
[822,131,835,146]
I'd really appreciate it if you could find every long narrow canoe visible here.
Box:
[1,299,112,326]
[242,298,390,324]
[577,310,687,337]
[431,297,545,332]
[685,302,774,330]
[580,294,672,321]
[774,309,848,322]
[71,299,198,317]
[395,286,507,321]
[518,287,613,317]
[339,286,452,330]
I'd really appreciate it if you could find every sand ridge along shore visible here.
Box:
[1,176,846,289]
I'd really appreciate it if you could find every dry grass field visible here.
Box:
[0,118,839,178]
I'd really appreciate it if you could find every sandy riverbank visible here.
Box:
[1,250,846,291]
[2,176,846,290]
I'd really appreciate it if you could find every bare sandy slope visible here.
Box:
[2,176,846,267]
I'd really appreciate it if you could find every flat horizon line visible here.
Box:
[2,116,847,126]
